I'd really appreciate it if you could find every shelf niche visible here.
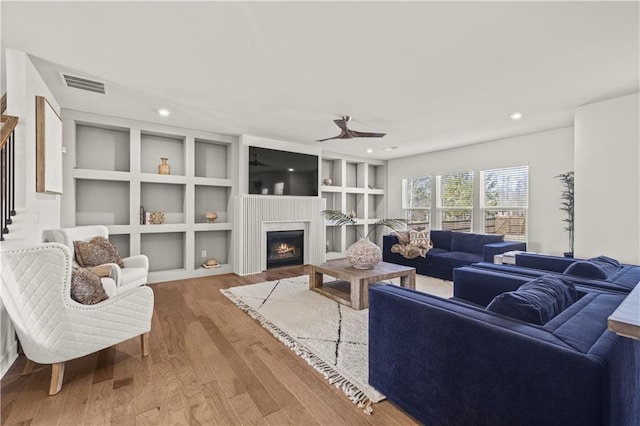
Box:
[76,179,130,225]
[141,132,185,176]
[322,159,342,186]
[195,139,229,179]
[76,124,130,172]
[194,185,230,223]
[346,162,358,187]
[109,234,131,258]
[141,182,185,224]
[368,194,384,219]
[141,232,185,272]
[194,230,230,269]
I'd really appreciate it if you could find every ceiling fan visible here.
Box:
[317,116,386,142]
[249,153,270,167]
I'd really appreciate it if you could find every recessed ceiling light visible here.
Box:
[383,146,399,151]
[366,148,373,154]
[288,168,294,172]
[510,112,523,120]
[158,108,170,117]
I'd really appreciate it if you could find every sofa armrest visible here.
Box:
[453,266,531,306]
[368,284,604,426]
[483,241,527,262]
[382,235,399,256]
[123,254,149,272]
[515,252,575,273]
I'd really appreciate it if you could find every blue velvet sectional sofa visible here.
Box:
[369,274,640,426]
[471,252,640,293]
[382,230,526,280]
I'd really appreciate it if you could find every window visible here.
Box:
[402,176,431,228]
[481,166,528,241]
[437,171,473,232]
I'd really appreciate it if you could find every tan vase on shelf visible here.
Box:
[158,157,170,175]
[205,212,218,223]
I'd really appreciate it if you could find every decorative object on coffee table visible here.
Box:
[322,178,333,186]
[204,212,218,223]
[149,211,165,224]
[158,157,170,175]
[347,238,382,269]
[320,210,406,269]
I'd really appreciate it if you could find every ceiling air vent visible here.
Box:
[61,73,106,94]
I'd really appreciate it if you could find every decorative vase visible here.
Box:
[322,178,333,186]
[149,211,165,224]
[158,157,170,175]
[346,238,382,269]
[205,212,218,223]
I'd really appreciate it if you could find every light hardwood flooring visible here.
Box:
[1,267,452,425]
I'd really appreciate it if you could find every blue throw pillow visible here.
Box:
[564,255,622,280]
[564,261,607,279]
[486,275,578,325]
[588,255,621,277]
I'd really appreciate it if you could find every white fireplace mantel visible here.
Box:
[234,195,326,275]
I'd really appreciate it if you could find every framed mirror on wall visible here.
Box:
[35,95,63,194]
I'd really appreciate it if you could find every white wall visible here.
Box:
[0,49,62,377]
[574,93,639,263]
[4,49,62,241]
[387,127,575,255]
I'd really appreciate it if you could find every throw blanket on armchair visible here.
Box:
[390,229,432,259]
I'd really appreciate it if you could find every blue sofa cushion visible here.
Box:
[451,232,504,254]
[564,256,621,280]
[430,230,452,251]
[428,251,483,269]
[564,261,607,279]
[486,275,578,325]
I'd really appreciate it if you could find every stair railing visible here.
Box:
[1,93,19,241]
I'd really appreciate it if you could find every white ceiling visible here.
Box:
[2,1,638,160]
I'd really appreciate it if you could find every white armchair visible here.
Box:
[0,242,154,395]
[43,225,148,297]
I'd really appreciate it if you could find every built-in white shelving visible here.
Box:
[320,155,387,257]
[62,111,238,283]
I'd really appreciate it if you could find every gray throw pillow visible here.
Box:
[70,267,109,305]
[74,236,124,268]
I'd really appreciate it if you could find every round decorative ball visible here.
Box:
[149,211,165,224]
[205,212,218,223]
[346,238,382,269]
[322,178,333,186]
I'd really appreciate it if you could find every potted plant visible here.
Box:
[555,171,574,257]
[321,210,407,269]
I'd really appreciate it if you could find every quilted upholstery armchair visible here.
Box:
[0,242,154,395]
[43,225,148,296]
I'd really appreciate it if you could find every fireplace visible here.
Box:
[266,230,304,269]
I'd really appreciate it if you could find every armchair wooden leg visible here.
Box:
[141,333,149,357]
[49,362,65,395]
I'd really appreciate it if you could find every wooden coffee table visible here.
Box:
[309,258,416,310]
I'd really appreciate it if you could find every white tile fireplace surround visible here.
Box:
[234,195,326,275]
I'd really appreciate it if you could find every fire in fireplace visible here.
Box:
[266,230,304,269]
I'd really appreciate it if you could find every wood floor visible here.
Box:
[1,266,418,425]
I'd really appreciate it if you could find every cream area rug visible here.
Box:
[221,275,384,410]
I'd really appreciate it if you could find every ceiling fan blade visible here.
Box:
[316,128,351,142]
[333,118,349,131]
[349,130,386,138]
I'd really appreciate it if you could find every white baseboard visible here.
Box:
[0,341,18,378]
